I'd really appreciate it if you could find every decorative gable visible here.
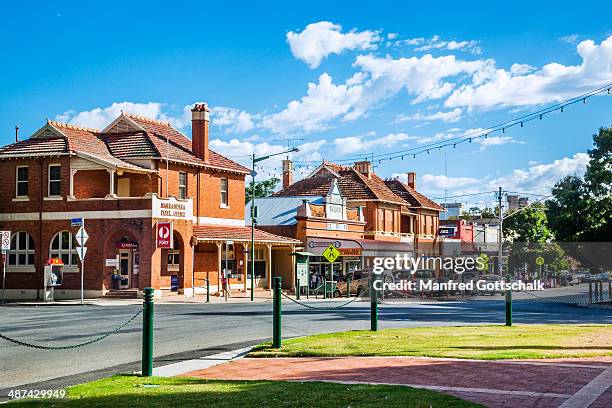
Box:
[103,117,142,134]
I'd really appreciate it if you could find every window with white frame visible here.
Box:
[48,164,61,196]
[178,172,187,199]
[16,166,29,197]
[49,231,77,266]
[220,178,228,207]
[167,239,180,272]
[8,231,35,266]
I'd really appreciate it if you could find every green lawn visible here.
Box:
[250,324,612,360]
[9,376,481,408]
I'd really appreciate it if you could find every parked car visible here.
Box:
[334,268,395,297]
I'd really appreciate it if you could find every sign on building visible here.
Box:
[156,222,173,249]
[152,196,193,220]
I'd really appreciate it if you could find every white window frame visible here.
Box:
[48,164,62,197]
[178,172,187,199]
[220,178,229,208]
[15,166,29,198]
[49,230,78,270]
[7,231,35,272]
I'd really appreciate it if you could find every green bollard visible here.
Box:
[272,276,282,348]
[206,278,210,303]
[141,287,154,377]
[505,275,512,327]
[296,279,300,300]
[370,278,378,331]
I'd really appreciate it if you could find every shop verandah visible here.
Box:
[192,226,301,294]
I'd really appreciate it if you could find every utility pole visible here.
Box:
[497,186,504,276]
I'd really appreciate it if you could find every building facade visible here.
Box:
[0,104,298,300]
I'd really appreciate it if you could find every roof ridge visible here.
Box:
[123,112,172,127]
[47,120,100,133]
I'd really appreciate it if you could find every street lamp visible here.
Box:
[250,147,299,301]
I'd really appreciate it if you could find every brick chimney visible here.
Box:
[354,161,372,179]
[191,103,210,163]
[407,172,416,189]
[282,159,293,189]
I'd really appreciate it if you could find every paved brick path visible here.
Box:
[184,356,612,408]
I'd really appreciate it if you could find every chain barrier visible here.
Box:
[281,291,364,310]
[0,307,143,350]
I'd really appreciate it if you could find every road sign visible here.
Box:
[535,256,545,266]
[76,226,89,246]
[0,231,10,251]
[71,218,83,227]
[322,244,340,263]
[77,246,87,261]
[156,222,173,248]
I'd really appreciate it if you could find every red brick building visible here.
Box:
[270,160,444,270]
[0,104,298,299]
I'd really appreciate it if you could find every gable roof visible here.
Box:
[273,163,407,205]
[0,121,152,172]
[384,178,445,211]
[101,112,249,174]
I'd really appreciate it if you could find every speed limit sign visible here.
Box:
[0,231,10,251]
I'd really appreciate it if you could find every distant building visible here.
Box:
[439,202,462,220]
[506,195,529,212]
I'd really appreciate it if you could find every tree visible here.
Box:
[245,177,280,203]
[503,203,553,243]
[546,126,612,271]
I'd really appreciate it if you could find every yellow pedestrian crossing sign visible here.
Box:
[535,256,545,266]
[322,244,340,263]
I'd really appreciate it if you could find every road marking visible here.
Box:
[559,366,612,408]
[151,346,252,377]
[293,379,573,398]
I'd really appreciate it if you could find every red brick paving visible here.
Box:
[184,356,612,408]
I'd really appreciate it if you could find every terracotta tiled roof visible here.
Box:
[115,113,249,173]
[193,225,300,244]
[0,137,67,156]
[0,121,150,172]
[274,164,407,205]
[384,178,445,211]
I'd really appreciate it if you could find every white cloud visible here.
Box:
[510,63,535,75]
[560,34,579,44]
[56,102,166,129]
[261,73,365,134]
[395,108,463,123]
[421,174,480,189]
[395,35,481,54]
[355,54,488,104]
[333,132,417,155]
[484,153,589,194]
[287,21,380,68]
[445,36,612,109]
[211,106,258,134]
[474,135,523,151]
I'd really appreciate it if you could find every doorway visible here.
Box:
[119,251,131,289]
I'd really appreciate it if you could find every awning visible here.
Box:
[355,239,415,257]
[193,225,301,245]
[289,251,317,257]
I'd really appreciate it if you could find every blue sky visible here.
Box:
[1,0,611,208]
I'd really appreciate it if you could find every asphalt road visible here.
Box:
[0,298,610,397]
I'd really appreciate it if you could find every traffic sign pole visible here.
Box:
[1,231,11,305]
[2,250,6,305]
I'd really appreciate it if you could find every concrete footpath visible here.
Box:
[181,355,612,408]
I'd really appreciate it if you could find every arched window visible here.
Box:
[49,231,78,266]
[8,231,35,266]
[167,239,180,272]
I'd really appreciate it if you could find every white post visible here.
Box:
[2,249,6,304]
[80,220,85,304]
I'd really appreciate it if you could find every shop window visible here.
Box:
[247,249,265,278]
[49,231,77,266]
[167,239,180,272]
[8,231,35,266]
[16,166,28,197]
[178,172,187,199]
[221,243,237,277]
[48,164,61,196]
[220,178,228,207]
